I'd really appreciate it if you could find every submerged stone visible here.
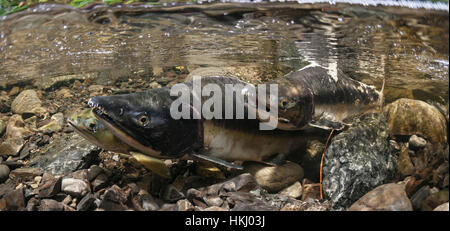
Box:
[383,98,447,143]
[28,133,100,175]
[348,183,412,211]
[322,113,397,210]
[11,90,47,116]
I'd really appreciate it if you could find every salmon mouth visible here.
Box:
[89,105,165,159]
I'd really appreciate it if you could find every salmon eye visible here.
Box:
[279,98,288,109]
[138,115,149,126]
[85,119,98,132]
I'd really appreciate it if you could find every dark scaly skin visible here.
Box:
[251,65,383,130]
[88,76,329,162]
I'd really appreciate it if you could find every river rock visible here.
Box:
[299,140,324,181]
[0,188,25,211]
[37,176,62,198]
[409,135,427,150]
[348,183,412,211]
[383,98,447,143]
[279,181,303,199]
[420,190,449,211]
[410,185,435,210]
[225,191,278,211]
[244,161,304,193]
[398,146,415,177]
[28,133,100,175]
[0,118,5,135]
[0,164,10,183]
[77,193,97,211]
[0,138,25,157]
[0,114,34,157]
[38,112,64,133]
[433,202,449,211]
[99,185,128,211]
[176,199,195,211]
[9,167,42,182]
[39,199,64,211]
[280,199,332,211]
[11,90,47,116]
[61,178,90,197]
[322,113,397,210]
[198,173,258,197]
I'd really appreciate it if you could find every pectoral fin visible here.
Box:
[308,117,347,131]
[191,154,244,170]
[130,152,171,179]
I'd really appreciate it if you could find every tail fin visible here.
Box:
[378,77,386,111]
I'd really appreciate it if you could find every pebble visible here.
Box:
[77,193,97,211]
[38,112,64,133]
[433,202,449,211]
[39,199,64,211]
[279,181,303,199]
[410,185,435,210]
[420,190,449,211]
[87,165,103,181]
[38,176,62,198]
[0,118,5,135]
[397,146,415,176]
[176,199,195,211]
[280,199,331,211]
[244,161,304,193]
[91,173,108,192]
[0,164,10,183]
[11,90,47,116]
[0,188,25,211]
[408,135,427,150]
[383,98,447,143]
[61,178,90,197]
[202,206,229,211]
[203,195,224,207]
[348,183,413,211]
[9,167,42,181]
[26,197,39,211]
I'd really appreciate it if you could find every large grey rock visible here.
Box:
[322,113,397,210]
[29,133,100,175]
[348,183,413,211]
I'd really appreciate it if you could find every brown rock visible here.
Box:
[91,173,108,192]
[38,176,62,198]
[398,146,416,176]
[421,190,449,211]
[348,183,413,211]
[26,197,39,211]
[301,182,321,201]
[9,167,42,181]
[203,195,224,207]
[77,193,96,211]
[176,199,195,211]
[0,188,25,211]
[202,206,229,211]
[280,200,331,211]
[39,199,64,211]
[11,90,47,116]
[433,202,449,211]
[226,192,277,211]
[383,98,447,143]
[279,181,303,199]
[200,173,258,196]
[244,161,304,193]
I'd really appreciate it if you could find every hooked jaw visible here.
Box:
[87,96,164,158]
